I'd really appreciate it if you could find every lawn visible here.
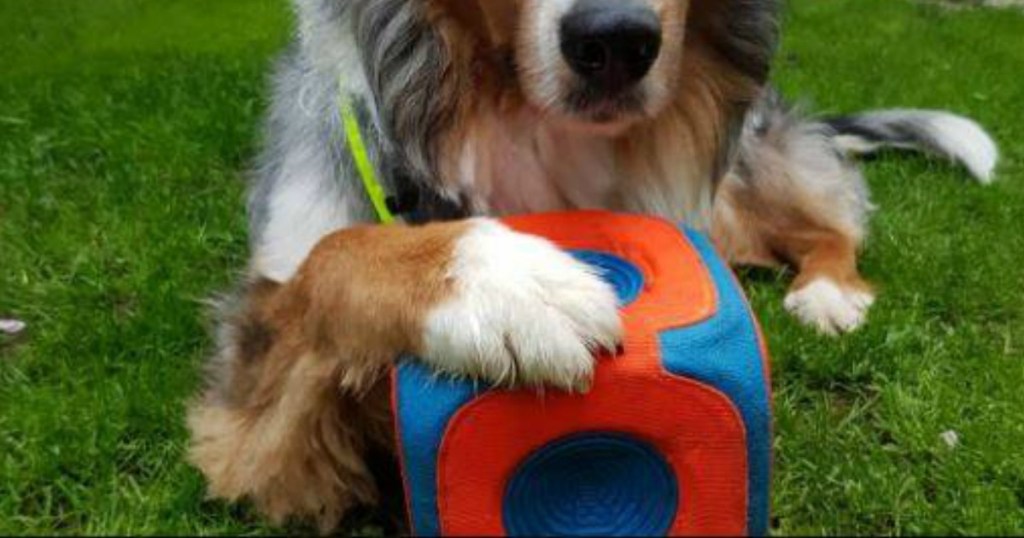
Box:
[0,0,1022,535]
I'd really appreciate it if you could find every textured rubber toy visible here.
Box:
[391,211,773,536]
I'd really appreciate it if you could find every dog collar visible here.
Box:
[338,85,396,224]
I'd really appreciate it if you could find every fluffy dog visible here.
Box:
[188,0,999,531]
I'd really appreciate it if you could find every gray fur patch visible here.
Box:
[248,44,379,244]
[697,0,781,84]
[823,110,999,181]
[729,87,874,238]
[353,0,462,185]
[249,0,467,250]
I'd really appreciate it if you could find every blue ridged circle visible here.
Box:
[503,433,678,536]
[571,251,644,306]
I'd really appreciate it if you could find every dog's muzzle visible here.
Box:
[559,0,662,96]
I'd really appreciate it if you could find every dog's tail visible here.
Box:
[824,110,999,183]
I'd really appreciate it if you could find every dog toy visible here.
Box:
[391,211,773,536]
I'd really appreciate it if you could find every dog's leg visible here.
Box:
[714,187,875,335]
[714,180,877,335]
[188,277,391,533]
[779,232,876,336]
[713,90,878,335]
[293,218,622,391]
[188,218,621,531]
[714,178,877,335]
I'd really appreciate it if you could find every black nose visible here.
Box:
[559,0,662,93]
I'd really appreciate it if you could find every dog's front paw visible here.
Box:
[784,278,875,335]
[420,219,623,392]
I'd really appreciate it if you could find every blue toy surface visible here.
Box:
[503,432,679,536]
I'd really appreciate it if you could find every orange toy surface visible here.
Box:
[392,211,773,536]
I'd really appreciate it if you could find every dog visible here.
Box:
[187,0,999,531]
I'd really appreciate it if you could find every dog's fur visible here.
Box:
[188,0,999,531]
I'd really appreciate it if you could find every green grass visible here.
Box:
[0,0,1021,534]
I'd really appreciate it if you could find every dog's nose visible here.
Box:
[560,0,662,93]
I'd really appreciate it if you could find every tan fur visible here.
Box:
[428,0,527,198]
[713,170,872,298]
[433,0,522,47]
[616,36,760,224]
[188,221,471,532]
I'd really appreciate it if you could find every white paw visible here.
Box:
[784,278,875,336]
[421,219,623,392]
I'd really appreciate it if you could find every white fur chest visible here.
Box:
[455,109,617,215]
[455,109,713,228]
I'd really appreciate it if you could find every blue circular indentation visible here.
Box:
[503,433,679,537]
[571,251,644,306]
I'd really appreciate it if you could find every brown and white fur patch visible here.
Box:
[189,219,620,530]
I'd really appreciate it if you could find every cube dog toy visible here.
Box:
[391,211,772,536]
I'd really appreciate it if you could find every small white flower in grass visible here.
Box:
[940,430,960,449]
[0,319,26,335]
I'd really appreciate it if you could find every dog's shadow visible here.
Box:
[339,447,408,536]
[735,265,790,287]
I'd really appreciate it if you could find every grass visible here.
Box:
[0,0,1021,534]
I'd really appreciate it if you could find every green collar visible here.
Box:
[338,85,396,224]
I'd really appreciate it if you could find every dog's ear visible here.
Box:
[688,0,780,83]
[432,0,519,48]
